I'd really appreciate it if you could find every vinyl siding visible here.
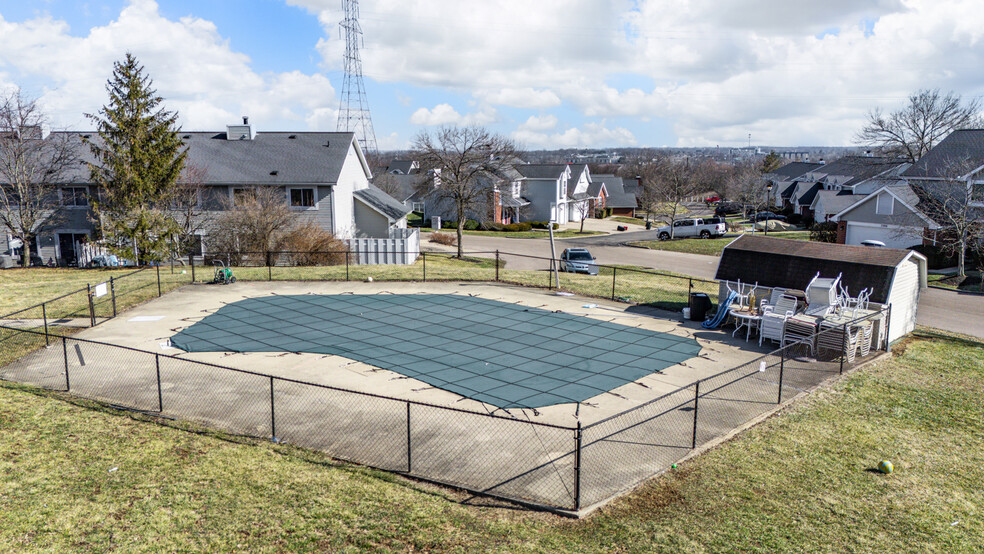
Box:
[886,257,921,342]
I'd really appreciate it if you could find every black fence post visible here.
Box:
[189,254,195,282]
[42,303,49,346]
[156,264,162,297]
[269,376,276,441]
[155,354,163,412]
[406,401,412,473]
[611,267,617,301]
[691,381,700,449]
[777,348,785,404]
[62,337,70,391]
[87,284,95,327]
[267,251,272,281]
[345,251,350,281]
[574,421,582,511]
[110,277,117,317]
[495,250,500,282]
[422,252,426,282]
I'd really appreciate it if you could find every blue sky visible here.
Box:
[1,0,982,150]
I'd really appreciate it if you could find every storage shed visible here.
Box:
[715,235,928,343]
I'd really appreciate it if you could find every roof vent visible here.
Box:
[288,134,297,139]
[270,170,279,176]
[324,140,330,147]
[182,134,191,139]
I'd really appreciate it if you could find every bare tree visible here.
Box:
[726,161,769,215]
[912,159,984,278]
[574,197,592,233]
[207,186,294,265]
[640,156,703,238]
[857,89,982,162]
[411,126,517,257]
[0,91,78,267]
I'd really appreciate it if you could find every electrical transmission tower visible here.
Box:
[336,0,378,155]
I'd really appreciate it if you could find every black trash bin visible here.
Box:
[689,292,712,321]
[645,221,652,230]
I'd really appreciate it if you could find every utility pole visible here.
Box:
[337,0,378,156]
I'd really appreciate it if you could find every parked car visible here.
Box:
[559,248,599,275]
[750,211,787,222]
[714,202,743,216]
[860,239,886,247]
[704,195,721,204]
[656,218,727,240]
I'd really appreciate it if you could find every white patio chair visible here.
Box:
[760,294,798,347]
[805,273,841,316]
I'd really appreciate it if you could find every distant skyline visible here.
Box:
[1,0,982,150]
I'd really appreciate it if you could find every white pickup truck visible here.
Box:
[656,217,727,240]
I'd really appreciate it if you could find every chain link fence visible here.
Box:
[0,253,892,513]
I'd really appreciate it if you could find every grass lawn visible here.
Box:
[0,328,980,551]
[629,230,812,257]
[927,272,984,293]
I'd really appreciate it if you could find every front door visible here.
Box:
[57,233,88,266]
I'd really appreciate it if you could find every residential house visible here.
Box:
[833,130,984,249]
[765,161,823,207]
[782,157,909,219]
[592,174,638,217]
[513,164,574,223]
[0,122,411,266]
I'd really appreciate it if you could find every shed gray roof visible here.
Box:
[354,185,413,222]
[47,131,364,185]
[715,235,918,303]
[903,129,984,179]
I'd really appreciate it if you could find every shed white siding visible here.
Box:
[885,257,921,342]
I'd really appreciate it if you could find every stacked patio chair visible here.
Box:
[818,319,867,363]
[759,293,798,347]
[804,273,841,316]
[782,314,820,355]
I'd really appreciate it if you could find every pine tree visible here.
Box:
[86,52,186,262]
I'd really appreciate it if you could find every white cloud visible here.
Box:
[0,0,339,131]
[518,114,558,132]
[513,121,636,148]
[409,103,497,126]
[477,88,562,109]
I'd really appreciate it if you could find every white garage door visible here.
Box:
[845,223,922,249]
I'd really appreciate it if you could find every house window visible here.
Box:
[971,181,984,205]
[62,187,88,207]
[512,181,521,198]
[411,202,425,212]
[875,193,893,215]
[232,187,254,205]
[289,188,316,208]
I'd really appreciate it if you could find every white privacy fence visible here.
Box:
[346,227,420,265]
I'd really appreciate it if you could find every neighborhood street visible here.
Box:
[424,231,984,339]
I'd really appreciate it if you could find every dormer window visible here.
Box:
[875,192,894,215]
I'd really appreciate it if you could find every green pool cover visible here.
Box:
[170,294,702,409]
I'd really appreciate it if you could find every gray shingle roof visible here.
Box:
[715,235,917,303]
[513,164,569,179]
[769,162,823,180]
[354,185,412,222]
[47,131,363,185]
[903,129,984,179]
[807,156,909,187]
[812,190,859,214]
